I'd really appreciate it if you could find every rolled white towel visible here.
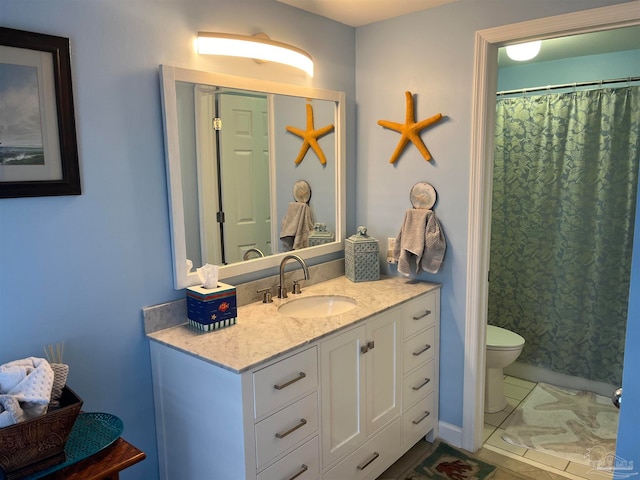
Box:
[0,357,54,427]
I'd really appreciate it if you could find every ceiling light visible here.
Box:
[197,32,314,77]
[506,41,542,61]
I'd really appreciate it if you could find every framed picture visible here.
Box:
[0,27,80,198]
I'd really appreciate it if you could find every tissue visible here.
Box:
[197,264,219,289]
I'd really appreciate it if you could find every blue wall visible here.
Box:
[274,95,337,243]
[498,48,640,91]
[0,2,355,478]
[354,0,634,435]
[618,165,640,470]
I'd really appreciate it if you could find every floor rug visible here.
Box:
[502,382,619,466]
[404,441,496,480]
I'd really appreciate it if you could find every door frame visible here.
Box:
[463,1,640,452]
[195,85,223,265]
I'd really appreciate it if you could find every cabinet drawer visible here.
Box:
[257,436,320,480]
[403,358,435,410]
[255,392,319,469]
[403,293,437,340]
[254,346,318,418]
[402,392,435,448]
[323,418,401,480]
[403,327,435,374]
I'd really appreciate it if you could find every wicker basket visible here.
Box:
[0,386,82,480]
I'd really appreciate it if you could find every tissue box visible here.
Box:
[186,282,237,332]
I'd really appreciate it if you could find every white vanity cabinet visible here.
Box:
[149,343,321,480]
[401,291,440,449]
[320,308,401,477]
[148,279,440,480]
[319,291,440,480]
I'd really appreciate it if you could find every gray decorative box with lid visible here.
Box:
[308,222,335,247]
[345,226,380,282]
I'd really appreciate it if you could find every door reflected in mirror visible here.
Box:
[161,66,345,289]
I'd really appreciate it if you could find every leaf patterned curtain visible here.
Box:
[489,86,640,385]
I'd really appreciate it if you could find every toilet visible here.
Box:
[485,325,525,413]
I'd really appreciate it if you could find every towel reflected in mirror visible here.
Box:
[280,202,314,251]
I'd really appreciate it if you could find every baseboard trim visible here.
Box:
[437,421,463,448]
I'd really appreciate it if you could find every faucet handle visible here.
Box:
[292,280,303,295]
[257,287,273,303]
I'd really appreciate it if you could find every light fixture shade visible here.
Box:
[197,32,314,77]
[506,40,542,61]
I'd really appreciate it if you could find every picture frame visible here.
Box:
[0,27,80,198]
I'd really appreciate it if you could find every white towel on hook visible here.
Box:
[280,202,314,251]
[393,209,446,275]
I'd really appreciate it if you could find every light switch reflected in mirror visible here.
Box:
[160,66,346,289]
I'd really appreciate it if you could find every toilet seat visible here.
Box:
[486,325,525,350]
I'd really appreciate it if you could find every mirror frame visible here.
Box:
[160,65,346,289]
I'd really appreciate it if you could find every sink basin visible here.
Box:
[278,295,357,318]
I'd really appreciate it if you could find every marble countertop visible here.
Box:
[147,275,440,374]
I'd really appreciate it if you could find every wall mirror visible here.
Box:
[160,65,346,289]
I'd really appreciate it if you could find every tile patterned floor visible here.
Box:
[377,376,613,480]
[482,376,612,480]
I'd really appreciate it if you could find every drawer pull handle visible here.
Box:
[274,372,306,390]
[275,418,307,439]
[412,310,432,320]
[356,451,380,471]
[412,377,431,390]
[288,464,308,480]
[413,344,431,356]
[412,411,431,425]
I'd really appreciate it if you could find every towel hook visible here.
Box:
[410,182,437,209]
[293,180,311,204]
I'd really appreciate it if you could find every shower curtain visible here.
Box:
[488,86,640,386]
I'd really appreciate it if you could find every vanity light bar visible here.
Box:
[197,32,314,77]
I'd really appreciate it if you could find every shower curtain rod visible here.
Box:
[497,75,640,96]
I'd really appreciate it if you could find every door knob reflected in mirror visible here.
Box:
[612,387,622,409]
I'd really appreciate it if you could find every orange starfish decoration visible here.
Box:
[378,91,443,164]
[286,103,335,165]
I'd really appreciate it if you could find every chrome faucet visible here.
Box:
[243,248,265,261]
[278,254,310,299]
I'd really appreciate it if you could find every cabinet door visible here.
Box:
[321,325,366,469]
[366,309,401,436]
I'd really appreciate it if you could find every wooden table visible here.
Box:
[42,438,145,480]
